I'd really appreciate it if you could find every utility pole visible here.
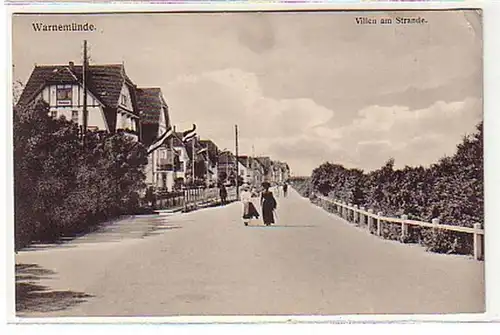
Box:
[252,144,255,187]
[82,40,88,141]
[191,138,195,186]
[235,124,239,200]
[172,125,176,189]
[205,148,209,187]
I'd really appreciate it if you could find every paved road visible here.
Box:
[15,188,484,317]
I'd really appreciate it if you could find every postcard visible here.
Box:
[7,6,489,323]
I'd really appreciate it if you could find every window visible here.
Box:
[121,94,128,106]
[120,113,127,129]
[71,110,79,123]
[56,85,72,105]
[50,110,57,118]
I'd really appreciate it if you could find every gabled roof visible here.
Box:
[172,131,185,147]
[136,88,171,146]
[256,156,272,168]
[199,139,219,162]
[218,151,235,164]
[237,156,251,168]
[136,87,169,125]
[17,63,138,115]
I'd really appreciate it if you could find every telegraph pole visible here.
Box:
[82,40,88,141]
[192,138,195,186]
[235,124,239,200]
[172,125,176,187]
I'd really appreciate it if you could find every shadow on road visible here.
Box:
[16,263,93,314]
[141,225,182,238]
[247,225,316,228]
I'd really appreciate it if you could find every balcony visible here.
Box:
[116,128,139,141]
[157,158,172,171]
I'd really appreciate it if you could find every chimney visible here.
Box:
[69,61,74,70]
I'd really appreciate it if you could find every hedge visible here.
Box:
[14,101,148,249]
[291,122,483,255]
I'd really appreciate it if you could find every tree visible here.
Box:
[14,101,149,249]
[306,124,483,255]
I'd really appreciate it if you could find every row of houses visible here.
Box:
[16,60,290,191]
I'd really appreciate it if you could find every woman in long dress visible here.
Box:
[241,185,259,226]
[261,182,277,226]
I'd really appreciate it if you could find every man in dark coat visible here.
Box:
[219,183,228,205]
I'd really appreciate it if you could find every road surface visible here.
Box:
[15,188,484,317]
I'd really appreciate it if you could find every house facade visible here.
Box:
[17,61,292,194]
[17,62,181,190]
[17,63,141,141]
[217,151,237,185]
[170,131,190,187]
[199,140,219,187]
[136,87,173,190]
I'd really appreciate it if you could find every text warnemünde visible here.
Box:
[32,22,97,32]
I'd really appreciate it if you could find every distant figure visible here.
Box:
[261,182,277,226]
[219,183,228,205]
[283,182,288,197]
[241,185,259,226]
[145,186,156,208]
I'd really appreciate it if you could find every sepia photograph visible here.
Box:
[10,9,484,318]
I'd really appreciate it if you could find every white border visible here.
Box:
[2,0,500,330]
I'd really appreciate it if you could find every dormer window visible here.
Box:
[56,85,72,106]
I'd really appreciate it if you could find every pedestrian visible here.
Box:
[283,182,288,197]
[145,186,157,208]
[241,185,259,226]
[260,182,277,226]
[219,183,228,205]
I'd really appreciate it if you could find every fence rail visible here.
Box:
[155,187,238,212]
[315,194,484,260]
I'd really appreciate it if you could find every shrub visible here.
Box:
[306,122,483,255]
[14,101,148,249]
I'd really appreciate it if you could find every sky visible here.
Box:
[12,10,483,176]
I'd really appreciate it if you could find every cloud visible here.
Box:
[165,68,334,164]
[165,67,481,175]
[12,11,482,176]
[324,97,482,171]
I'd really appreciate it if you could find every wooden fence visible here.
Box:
[315,194,484,260]
[155,187,238,212]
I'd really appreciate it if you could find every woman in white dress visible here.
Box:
[241,185,259,226]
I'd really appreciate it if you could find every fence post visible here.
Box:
[353,205,359,223]
[432,218,440,234]
[360,207,365,225]
[367,209,374,232]
[473,223,483,260]
[401,214,409,242]
[348,203,353,222]
[377,212,383,236]
[343,202,347,220]
[183,189,187,212]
